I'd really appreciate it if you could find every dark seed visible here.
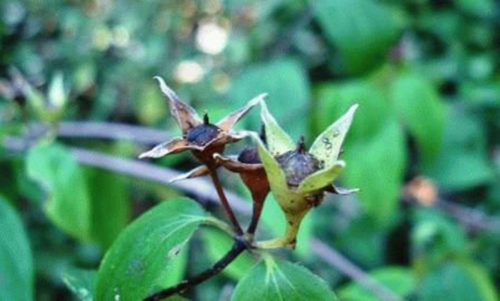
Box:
[186,124,220,146]
[237,147,261,164]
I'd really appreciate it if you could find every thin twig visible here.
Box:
[311,238,401,301]
[144,239,248,301]
[3,136,252,214]
[208,168,244,236]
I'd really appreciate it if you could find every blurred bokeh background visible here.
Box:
[1,0,499,300]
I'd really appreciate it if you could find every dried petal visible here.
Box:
[217,93,267,131]
[213,153,263,172]
[138,138,197,159]
[154,76,201,134]
[297,161,345,193]
[325,185,359,195]
[259,100,295,156]
[169,165,210,183]
[310,104,358,168]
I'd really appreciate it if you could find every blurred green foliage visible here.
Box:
[0,0,499,300]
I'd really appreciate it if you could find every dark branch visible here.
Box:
[144,239,248,301]
[208,168,244,235]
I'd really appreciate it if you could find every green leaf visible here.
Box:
[0,196,34,301]
[419,261,498,301]
[339,267,416,301]
[411,208,467,267]
[26,143,91,240]
[391,71,445,163]
[423,105,494,190]
[232,257,337,301]
[312,0,400,74]
[95,198,207,300]
[62,268,96,301]
[230,58,310,137]
[86,168,131,249]
[344,120,406,225]
[201,228,256,280]
[313,81,406,225]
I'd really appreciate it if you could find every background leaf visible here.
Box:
[338,267,416,301]
[311,0,400,74]
[230,58,310,137]
[26,143,91,241]
[418,261,498,301]
[391,70,445,163]
[232,257,336,301]
[0,196,34,301]
[86,168,131,250]
[95,198,207,300]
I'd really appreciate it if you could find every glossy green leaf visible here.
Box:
[232,257,337,301]
[419,261,498,301]
[95,198,206,300]
[0,196,34,301]
[26,143,91,240]
[230,58,310,137]
[310,104,358,167]
[339,267,416,301]
[201,228,256,280]
[86,168,130,249]
[62,268,95,301]
[312,0,400,74]
[391,71,445,163]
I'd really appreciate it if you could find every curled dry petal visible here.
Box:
[169,165,210,183]
[325,185,359,195]
[217,93,267,131]
[213,153,263,172]
[138,138,199,159]
[154,76,201,134]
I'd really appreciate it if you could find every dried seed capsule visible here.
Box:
[275,136,323,188]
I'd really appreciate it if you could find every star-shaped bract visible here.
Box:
[139,76,266,173]
[252,100,358,248]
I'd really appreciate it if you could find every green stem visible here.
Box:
[254,210,307,249]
